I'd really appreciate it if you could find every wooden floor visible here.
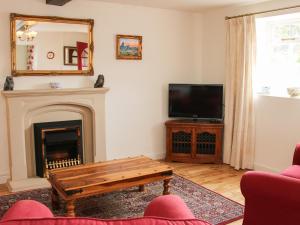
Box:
[166,162,246,225]
[0,162,246,225]
[0,184,9,196]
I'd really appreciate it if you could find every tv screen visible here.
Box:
[168,84,223,120]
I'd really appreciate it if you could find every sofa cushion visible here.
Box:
[0,217,211,225]
[144,195,195,219]
[281,165,300,179]
[1,200,54,222]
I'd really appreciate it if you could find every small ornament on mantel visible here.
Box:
[3,76,14,91]
[94,74,104,88]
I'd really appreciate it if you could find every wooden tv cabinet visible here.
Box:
[165,119,224,164]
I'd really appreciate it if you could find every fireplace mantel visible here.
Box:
[2,87,109,97]
[2,87,109,192]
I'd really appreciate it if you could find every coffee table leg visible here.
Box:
[51,188,60,210]
[66,200,76,217]
[163,178,171,195]
[139,185,145,192]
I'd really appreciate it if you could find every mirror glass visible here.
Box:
[11,14,94,76]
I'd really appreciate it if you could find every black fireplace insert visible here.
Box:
[34,120,83,177]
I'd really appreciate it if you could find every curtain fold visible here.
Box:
[223,16,256,170]
[77,42,88,70]
[26,45,35,70]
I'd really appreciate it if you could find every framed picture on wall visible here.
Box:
[64,46,88,67]
[64,46,78,66]
[116,35,142,60]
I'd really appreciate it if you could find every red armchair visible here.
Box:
[0,195,211,225]
[241,144,300,225]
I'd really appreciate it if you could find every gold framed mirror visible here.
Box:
[10,13,94,76]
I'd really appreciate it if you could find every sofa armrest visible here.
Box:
[293,144,300,165]
[1,200,54,222]
[241,171,300,225]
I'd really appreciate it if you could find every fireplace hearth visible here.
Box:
[34,120,83,177]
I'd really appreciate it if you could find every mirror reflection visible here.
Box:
[15,20,89,71]
[11,14,94,76]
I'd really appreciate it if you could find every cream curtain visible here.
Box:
[223,16,256,170]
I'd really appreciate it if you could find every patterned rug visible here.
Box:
[0,175,244,225]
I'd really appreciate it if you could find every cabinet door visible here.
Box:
[170,128,193,155]
[196,128,217,155]
[195,127,222,163]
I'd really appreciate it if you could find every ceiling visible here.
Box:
[88,0,272,12]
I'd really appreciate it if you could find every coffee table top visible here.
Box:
[48,156,173,199]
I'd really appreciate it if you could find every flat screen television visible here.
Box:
[168,84,223,121]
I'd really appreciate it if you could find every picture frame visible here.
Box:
[63,46,89,67]
[64,46,78,66]
[116,35,142,60]
[10,13,94,76]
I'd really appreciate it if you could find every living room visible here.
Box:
[1,0,300,225]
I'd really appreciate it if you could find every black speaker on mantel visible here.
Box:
[46,0,72,6]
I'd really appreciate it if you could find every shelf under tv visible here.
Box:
[165,119,224,164]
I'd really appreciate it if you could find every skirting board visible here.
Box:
[254,163,281,173]
[144,152,166,160]
[107,152,166,161]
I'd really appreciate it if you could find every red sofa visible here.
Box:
[0,195,211,225]
[241,144,300,225]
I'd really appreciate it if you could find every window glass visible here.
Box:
[255,13,300,96]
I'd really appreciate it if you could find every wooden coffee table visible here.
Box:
[48,156,173,216]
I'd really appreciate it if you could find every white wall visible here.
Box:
[0,0,203,183]
[255,95,300,172]
[16,45,27,70]
[192,13,203,82]
[201,0,300,172]
[34,32,88,70]
[17,32,88,70]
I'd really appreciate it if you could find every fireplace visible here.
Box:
[2,88,108,192]
[34,120,83,177]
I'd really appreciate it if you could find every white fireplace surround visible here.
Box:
[2,87,109,192]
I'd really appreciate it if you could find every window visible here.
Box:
[255,13,300,96]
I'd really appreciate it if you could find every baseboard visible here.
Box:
[254,163,281,173]
[0,173,9,184]
[144,152,166,160]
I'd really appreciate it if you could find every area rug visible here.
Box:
[0,175,244,225]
